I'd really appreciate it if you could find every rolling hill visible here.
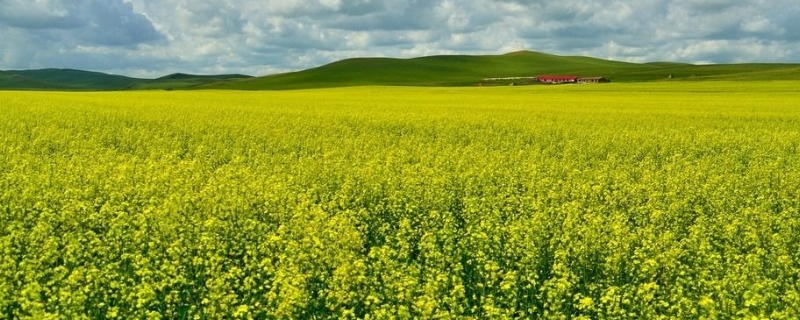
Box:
[205,51,644,90]
[3,51,799,91]
[0,69,252,91]
[204,50,800,90]
[0,69,140,90]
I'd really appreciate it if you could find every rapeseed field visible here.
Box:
[2,82,799,319]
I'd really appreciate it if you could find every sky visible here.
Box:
[1,0,799,78]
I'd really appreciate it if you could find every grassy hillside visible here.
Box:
[625,63,800,82]
[134,73,253,90]
[207,51,800,90]
[0,69,252,91]
[207,51,646,90]
[0,69,139,90]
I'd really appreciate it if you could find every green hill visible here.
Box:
[135,73,253,90]
[206,50,800,90]
[0,69,139,90]
[0,69,252,91]
[206,51,646,90]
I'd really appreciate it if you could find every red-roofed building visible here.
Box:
[537,75,579,84]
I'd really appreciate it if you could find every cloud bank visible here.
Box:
[1,0,798,77]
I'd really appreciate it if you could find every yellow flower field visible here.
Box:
[2,82,800,319]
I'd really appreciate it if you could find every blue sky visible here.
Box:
[1,0,798,77]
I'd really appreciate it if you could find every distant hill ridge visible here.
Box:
[0,69,252,90]
[2,50,799,91]
[157,73,252,80]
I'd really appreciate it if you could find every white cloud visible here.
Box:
[0,0,79,29]
[1,0,799,77]
[740,16,783,35]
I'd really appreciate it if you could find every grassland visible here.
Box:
[2,82,800,319]
[206,51,800,90]
[4,51,800,91]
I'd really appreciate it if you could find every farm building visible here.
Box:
[537,75,579,84]
[578,77,609,84]
[537,75,608,84]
